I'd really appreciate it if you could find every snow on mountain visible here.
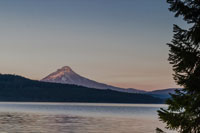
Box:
[41,66,145,93]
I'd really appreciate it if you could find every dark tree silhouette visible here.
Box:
[0,74,162,103]
[158,0,200,132]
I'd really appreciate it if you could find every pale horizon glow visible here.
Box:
[0,0,186,91]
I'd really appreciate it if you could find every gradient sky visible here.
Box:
[0,0,187,91]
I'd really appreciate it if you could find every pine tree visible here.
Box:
[158,0,200,133]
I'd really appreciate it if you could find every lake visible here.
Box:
[0,102,173,133]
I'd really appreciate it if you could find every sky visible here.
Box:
[0,0,187,91]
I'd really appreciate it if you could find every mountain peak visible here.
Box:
[41,66,144,93]
[41,66,77,82]
[59,66,73,73]
[55,66,77,76]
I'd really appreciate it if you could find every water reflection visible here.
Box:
[0,103,171,133]
[0,112,161,133]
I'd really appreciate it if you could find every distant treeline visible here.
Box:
[0,74,163,103]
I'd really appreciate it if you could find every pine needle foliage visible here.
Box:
[158,0,200,133]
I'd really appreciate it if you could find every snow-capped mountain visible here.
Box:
[41,66,145,93]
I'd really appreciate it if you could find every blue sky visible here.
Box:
[0,0,186,90]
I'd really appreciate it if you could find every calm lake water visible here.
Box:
[0,102,173,133]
